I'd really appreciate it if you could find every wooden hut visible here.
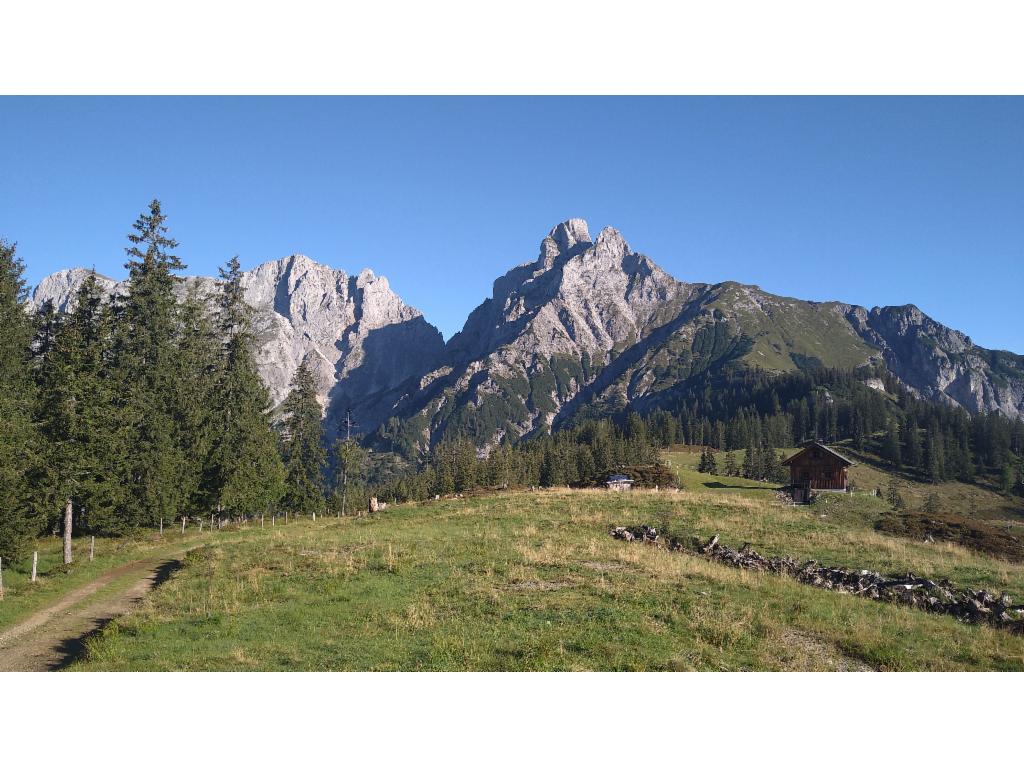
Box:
[781,441,854,502]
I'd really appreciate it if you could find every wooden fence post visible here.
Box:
[0,556,4,600]
[181,517,186,534]
[90,536,95,562]
[160,518,163,536]
[261,514,264,529]
[31,551,38,583]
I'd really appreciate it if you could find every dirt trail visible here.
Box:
[0,551,189,672]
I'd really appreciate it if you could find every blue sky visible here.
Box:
[1,97,1021,351]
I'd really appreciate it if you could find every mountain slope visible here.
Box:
[373,220,1023,454]
[32,220,1024,453]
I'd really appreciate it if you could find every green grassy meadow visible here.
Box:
[69,485,1024,671]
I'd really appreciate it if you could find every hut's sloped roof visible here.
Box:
[607,474,634,483]
[780,441,855,467]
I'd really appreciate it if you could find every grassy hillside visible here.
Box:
[664,446,790,499]
[72,487,1024,671]
[709,285,876,372]
[665,443,1024,556]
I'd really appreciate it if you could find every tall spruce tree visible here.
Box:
[281,361,326,515]
[171,288,222,516]
[0,239,42,561]
[34,273,120,550]
[109,200,188,530]
[209,257,285,518]
[723,450,738,477]
[741,442,756,480]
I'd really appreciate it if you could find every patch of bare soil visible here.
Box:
[777,629,874,672]
[0,553,187,672]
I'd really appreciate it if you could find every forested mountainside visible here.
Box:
[32,218,1024,455]
[372,219,1024,455]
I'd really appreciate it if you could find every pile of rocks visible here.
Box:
[609,525,1024,633]
[610,525,660,544]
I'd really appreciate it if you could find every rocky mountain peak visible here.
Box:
[32,268,118,313]
[31,254,446,436]
[547,218,592,252]
[29,218,1024,456]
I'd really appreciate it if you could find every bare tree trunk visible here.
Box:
[63,497,73,565]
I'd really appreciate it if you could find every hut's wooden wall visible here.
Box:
[787,446,848,490]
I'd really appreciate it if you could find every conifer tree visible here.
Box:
[924,427,944,483]
[540,443,564,487]
[742,442,756,480]
[903,415,922,470]
[575,445,597,485]
[109,200,188,530]
[723,450,738,477]
[697,448,708,473]
[886,474,905,510]
[34,273,120,548]
[881,420,902,468]
[763,448,785,484]
[698,447,717,474]
[208,257,285,518]
[0,239,42,561]
[1001,463,1016,496]
[281,361,326,515]
[171,289,222,517]
[454,437,479,491]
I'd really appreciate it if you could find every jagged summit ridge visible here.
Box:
[31,218,1024,452]
[378,218,1024,453]
[448,219,686,364]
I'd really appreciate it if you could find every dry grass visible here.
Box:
[70,488,1024,671]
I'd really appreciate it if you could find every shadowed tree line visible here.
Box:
[369,413,667,503]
